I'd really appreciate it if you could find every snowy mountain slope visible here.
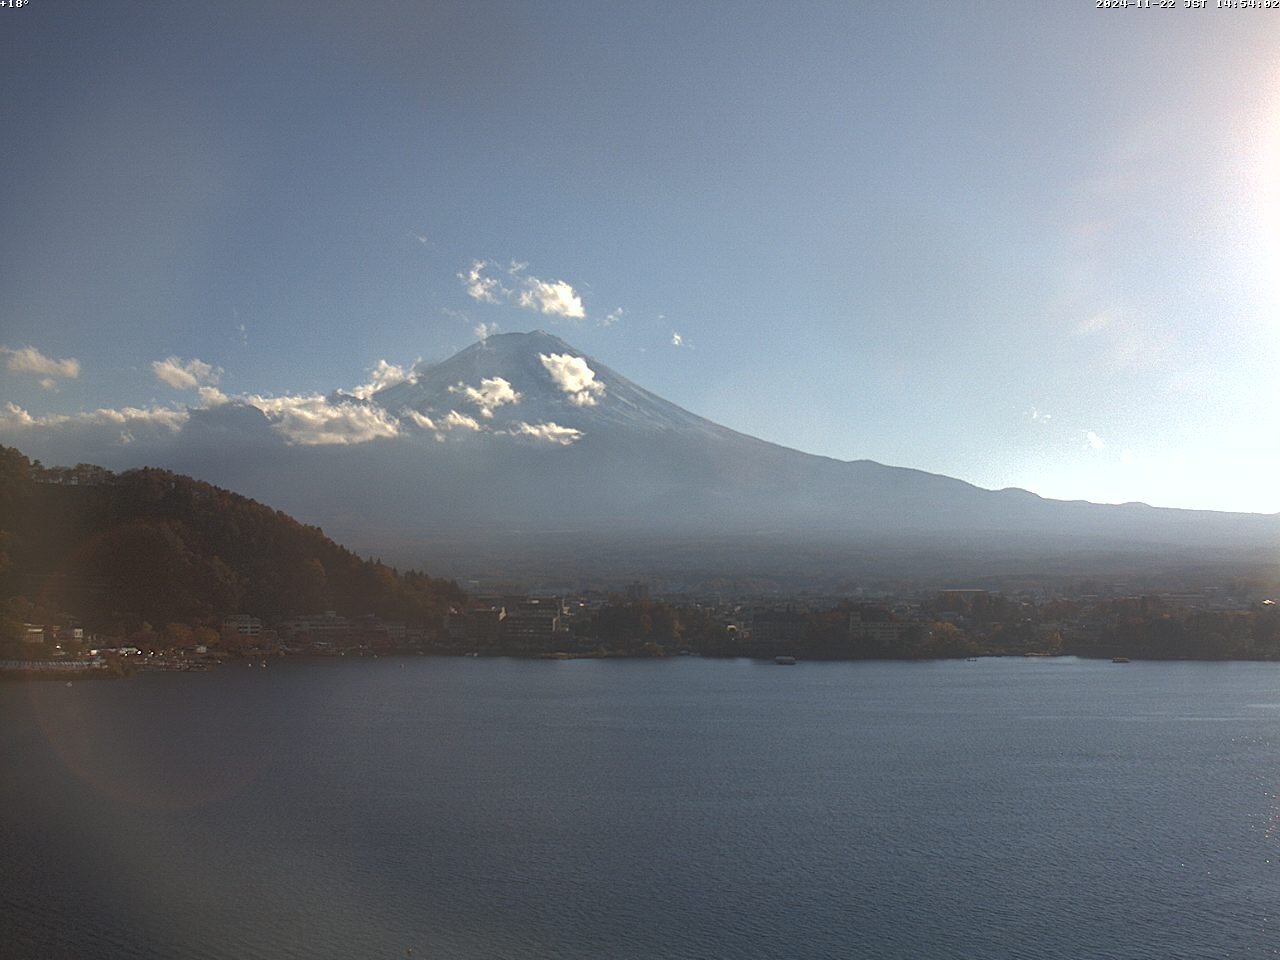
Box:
[373,330,750,441]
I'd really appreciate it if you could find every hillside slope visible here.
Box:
[0,446,463,634]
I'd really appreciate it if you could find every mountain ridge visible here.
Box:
[375,331,1275,520]
[1,330,1275,586]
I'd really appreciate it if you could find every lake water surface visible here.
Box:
[3,656,1279,959]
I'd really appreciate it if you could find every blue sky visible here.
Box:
[2,1,1277,512]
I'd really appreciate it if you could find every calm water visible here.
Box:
[2,657,1279,959]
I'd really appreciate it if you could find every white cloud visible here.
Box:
[460,260,509,304]
[671,331,684,347]
[474,321,499,340]
[539,353,605,407]
[460,259,586,320]
[0,401,188,432]
[508,420,584,445]
[2,345,81,380]
[602,308,624,327]
[517,277,585,320]
[449,377,520,418]
[242,394,400,445]
[39,378,58,391]
[344,359,417,400]
[152,356,222,390]
[198,386,229,407]
[443,409,481,431]
[2,402,38,429]
[1029,407,1052,423]
[1084,430,1106,451]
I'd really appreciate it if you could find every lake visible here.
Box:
[2,656,1278,959]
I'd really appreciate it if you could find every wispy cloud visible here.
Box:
[460,260,508,304]
[474,321,499,340]
[2,345,81,380]
[671,331,684,347]
[539,353,605,407]
[507,421,583,445]
[401,409,446,442]
[443,409,482,431]
[152,356,222,390]
[401,409,437,431]
[1084,430,1106,451]
[602,308,624,327]
[1028,407,1052,423]
[461,260,586,320]
[449,377,520,418]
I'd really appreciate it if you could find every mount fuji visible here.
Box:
[7,331,1277,586]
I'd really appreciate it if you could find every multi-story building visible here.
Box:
[278,611,349,642]
[221,614,263,643]
[501,599,563,647]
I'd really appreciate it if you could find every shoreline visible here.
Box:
[8,649,1280,681]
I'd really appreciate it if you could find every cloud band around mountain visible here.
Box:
[1,339,607,458]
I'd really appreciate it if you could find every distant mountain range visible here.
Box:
[5,331,1277,588]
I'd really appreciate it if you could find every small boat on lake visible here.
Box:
[774,655,797,665]
[1112,656,1131,663]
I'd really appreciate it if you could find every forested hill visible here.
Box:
[0,446,464,635]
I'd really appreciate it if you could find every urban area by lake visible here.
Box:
[8,580,1280,679]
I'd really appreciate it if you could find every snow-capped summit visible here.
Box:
[373,330,730,442]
